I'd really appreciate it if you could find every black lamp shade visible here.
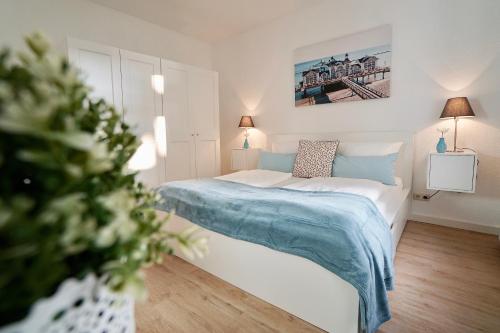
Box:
[238,116,254,128]
[440,97,475,119]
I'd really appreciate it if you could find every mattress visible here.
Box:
[216,169,408,227]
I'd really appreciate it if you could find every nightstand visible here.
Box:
[231,148,260,171]
[427,151,478,193]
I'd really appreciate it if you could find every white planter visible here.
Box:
[0,274,135,333]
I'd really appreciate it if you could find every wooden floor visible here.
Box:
[136,221,500,333]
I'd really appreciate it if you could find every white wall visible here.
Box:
[213,0,500,231]
[0,0,212,69]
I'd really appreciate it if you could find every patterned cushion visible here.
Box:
[292,140,339,178]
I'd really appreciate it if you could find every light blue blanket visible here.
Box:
[156,179,394,333]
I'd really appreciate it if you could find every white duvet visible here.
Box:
[216,169,407,226]
[215,169,292,187]
[283,176,399,202]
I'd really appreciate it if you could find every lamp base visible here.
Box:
[243,137,250,149]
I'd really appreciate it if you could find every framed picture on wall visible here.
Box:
[294,25,392,107]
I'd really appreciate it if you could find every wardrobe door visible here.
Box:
[162,60,196,181]
[67,38,122,111]
[120,50,165,188]
[189,69,221,178]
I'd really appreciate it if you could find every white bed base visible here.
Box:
[160,131,414,333]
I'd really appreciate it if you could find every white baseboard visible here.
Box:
[410,214,499,236]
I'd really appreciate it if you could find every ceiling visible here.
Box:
[88,0,324,43]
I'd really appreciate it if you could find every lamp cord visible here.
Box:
[423,190,440,200]
[460,147,477,153]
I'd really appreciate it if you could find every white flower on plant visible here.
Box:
[0,103,41,134]
[38,193,99,254]
[24,32,50,56]
[177,226,208,260]
[129,240,149,261]
[105,265,148,300]
[61,217,97,254]
[43,194,85,220]
[0,82,12,100]
[96,226,116,248]
[0,203,12,228]
[87,142,113,173]
[65,164,83,178]
[49,131,96,150]
[0,85,60,136]
[131,250,144,261]
[122,271,147,301]
[95,190,138,247]
[191,237,209,258]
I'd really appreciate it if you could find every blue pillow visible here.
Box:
[257,151,296,173]
[332,153,398,185]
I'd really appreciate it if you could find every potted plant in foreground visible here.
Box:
[0,34,206,332]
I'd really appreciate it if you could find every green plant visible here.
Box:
[0,33,206,326]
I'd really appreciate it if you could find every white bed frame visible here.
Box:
[160,131,414,333]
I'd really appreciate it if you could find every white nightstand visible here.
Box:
[231,148,260,171]
[427,151,478,193]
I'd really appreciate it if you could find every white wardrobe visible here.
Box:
[67,37,220,187]
[163,60,220,181]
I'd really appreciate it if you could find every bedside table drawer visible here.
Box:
[427,153,477,193]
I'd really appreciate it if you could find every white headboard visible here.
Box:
[268,131,415,190]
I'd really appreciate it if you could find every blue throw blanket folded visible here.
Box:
[156,179,394,333]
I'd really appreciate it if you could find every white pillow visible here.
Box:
[273,141,403,156]
[337,142,403,156]
[272,141,299,154]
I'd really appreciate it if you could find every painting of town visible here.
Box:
[295,44,392,107]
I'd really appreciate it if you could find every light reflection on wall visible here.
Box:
[154,116,167,157]
[128,134,157,171]
[416,50,496,93]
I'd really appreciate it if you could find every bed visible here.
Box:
[156,131,413,333]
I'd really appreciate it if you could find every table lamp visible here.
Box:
[440,97,475,152]
[238,116,254,149]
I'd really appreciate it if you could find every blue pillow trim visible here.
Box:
[257,151,297,173]
[333,153,398,185]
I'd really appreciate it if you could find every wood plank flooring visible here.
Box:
[136,221,500,333]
